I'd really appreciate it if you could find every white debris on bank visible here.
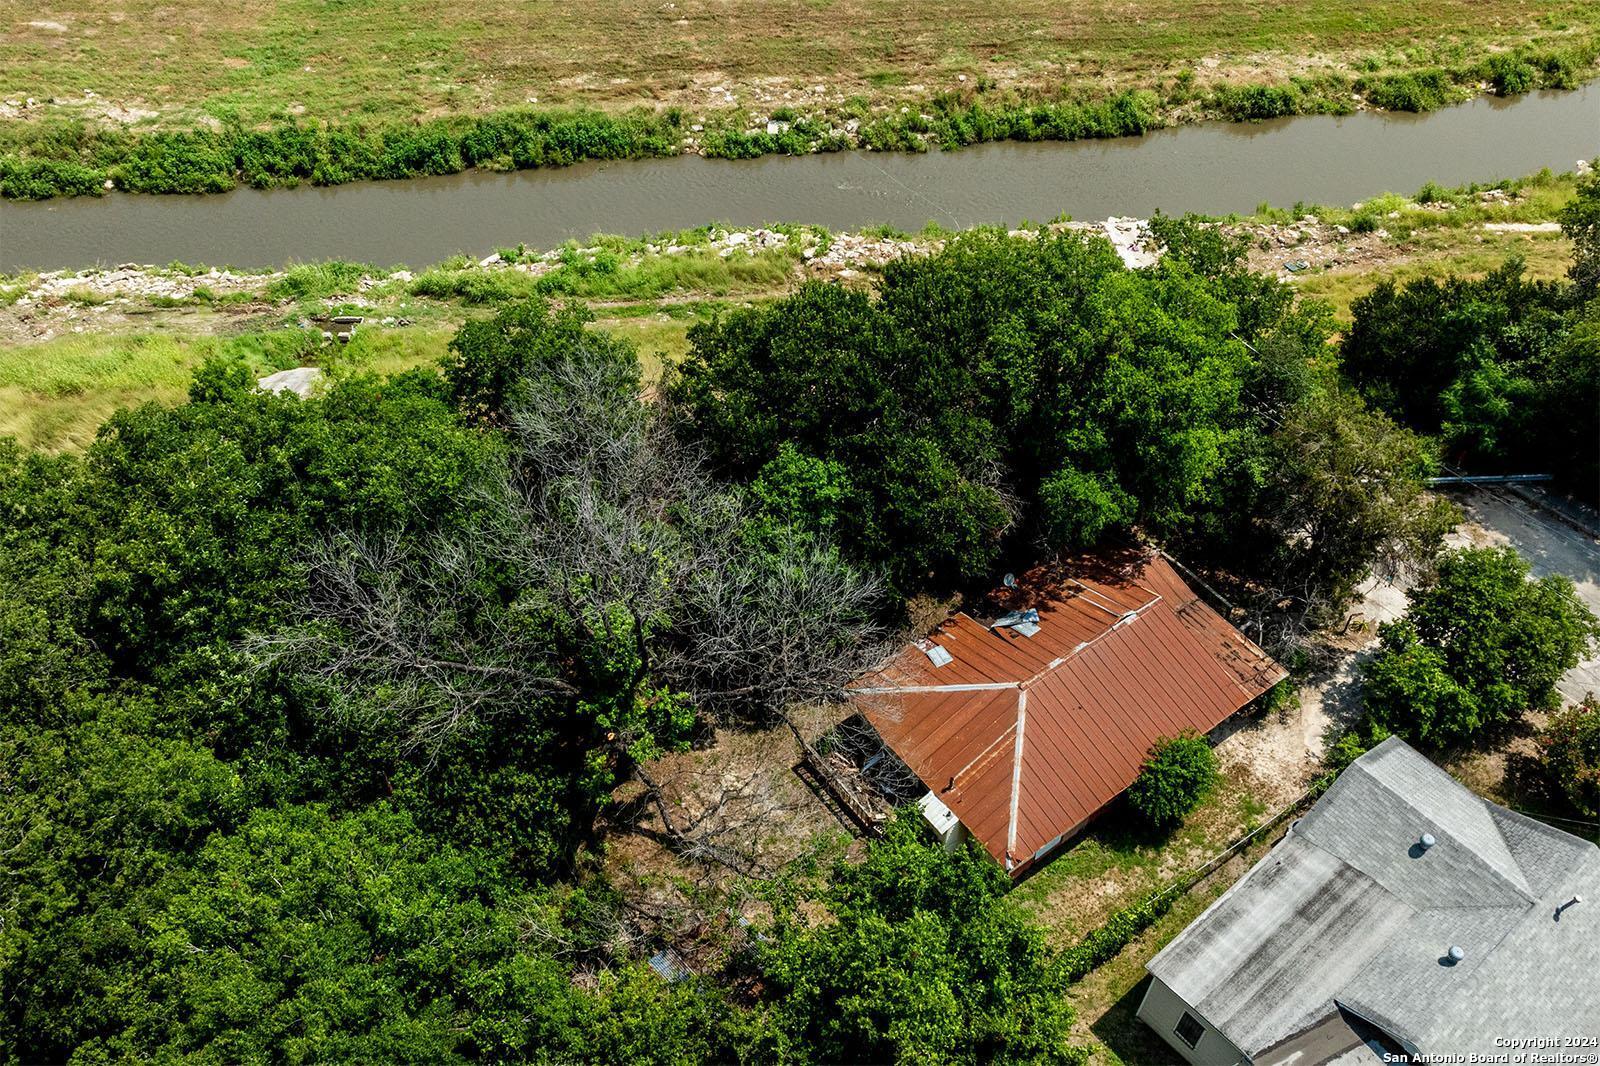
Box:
[257,367,324,398]
[1481,221,1562,233]
[1095,216,1160,268]
[12,265,278,306]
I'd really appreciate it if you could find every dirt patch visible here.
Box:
[1234,217,1410,280]
[597,717,858,964]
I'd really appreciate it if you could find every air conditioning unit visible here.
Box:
[918,791,968,853]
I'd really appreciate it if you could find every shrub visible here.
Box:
[266,260,374,301]
[113,131,237,194]
[1562,165,1600,298]
[1487,54,1539,97]
[1325,719,1393,775]
[1540,695,1600,818]
[0,157,107,199]
[2,108,686,200]
[1360,70,1455,112]
[1213,84,1301,121]
[1059,889,1177,981]
[1127,730,1219,830]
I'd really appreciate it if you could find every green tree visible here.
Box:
[1561,163,1600,298]
[1254,389,1457,611]
[1540,695,1600,818]
[1338,258,1597,500]
[1363,547,1599,744]
[758,814,1086,1065]
[1535,310,1600,494]
[670,231,1294,595]
[75,362,497,679]
[1342,259,1568,438]
[1361,623,1484,745]
[668,279,1011,593]
[1126,731,1219,830]
[0,695,245,1060]
[444,297,634,424]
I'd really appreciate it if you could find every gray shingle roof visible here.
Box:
[1147,737,1600,1059]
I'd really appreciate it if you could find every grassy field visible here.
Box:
[1292,230,1574,320]
[0,313,694,451]
[8,0,1598,130]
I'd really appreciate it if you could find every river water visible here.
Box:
[3,87,1598,272]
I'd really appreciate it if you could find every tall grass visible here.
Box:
[411,247,799,304]
[0,108,685,200]
[0,330,327,449]
[267,260,376,301]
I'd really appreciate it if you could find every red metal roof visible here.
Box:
[856,548,1286,873]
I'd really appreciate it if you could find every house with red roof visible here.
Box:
[853,548,1286,875]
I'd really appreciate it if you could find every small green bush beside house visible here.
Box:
[1127,731,1219,831]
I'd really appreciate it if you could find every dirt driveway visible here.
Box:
[1215,486,1600,793]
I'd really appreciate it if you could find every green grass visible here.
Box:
[0,327,382,450]
[1012,763,1283,946]
[0,333,213,450]
[413,247,801,304]
[1248,169,1583,234]
[592,316,694,383]
[0,319,682,451]
[1066,834,1280,1066]
[1293,233,1574,322]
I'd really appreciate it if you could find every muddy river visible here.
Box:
[2,85,1597,271]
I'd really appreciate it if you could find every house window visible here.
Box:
[1174,1012,1205,1049]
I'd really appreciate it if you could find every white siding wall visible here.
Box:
[1135,977,1248,1066]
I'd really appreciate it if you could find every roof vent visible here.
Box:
[994,608,1040,631]
[922,643,953,668]
[1447,945,1465,963]
[1419,832,1437,851]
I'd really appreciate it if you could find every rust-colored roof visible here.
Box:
[856,547,1286,873]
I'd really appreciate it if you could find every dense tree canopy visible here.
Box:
[1342,257,1598,496]
[670,226,1442,610]
[1,302,1037,1062]
[1562,164,1600,299]
[757,814,1086,1065]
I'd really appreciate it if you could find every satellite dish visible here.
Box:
[1003,573,1017,589]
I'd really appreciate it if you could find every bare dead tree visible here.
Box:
[490,336,893,727]
[242,530,576,756]
[661,532,895,723]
